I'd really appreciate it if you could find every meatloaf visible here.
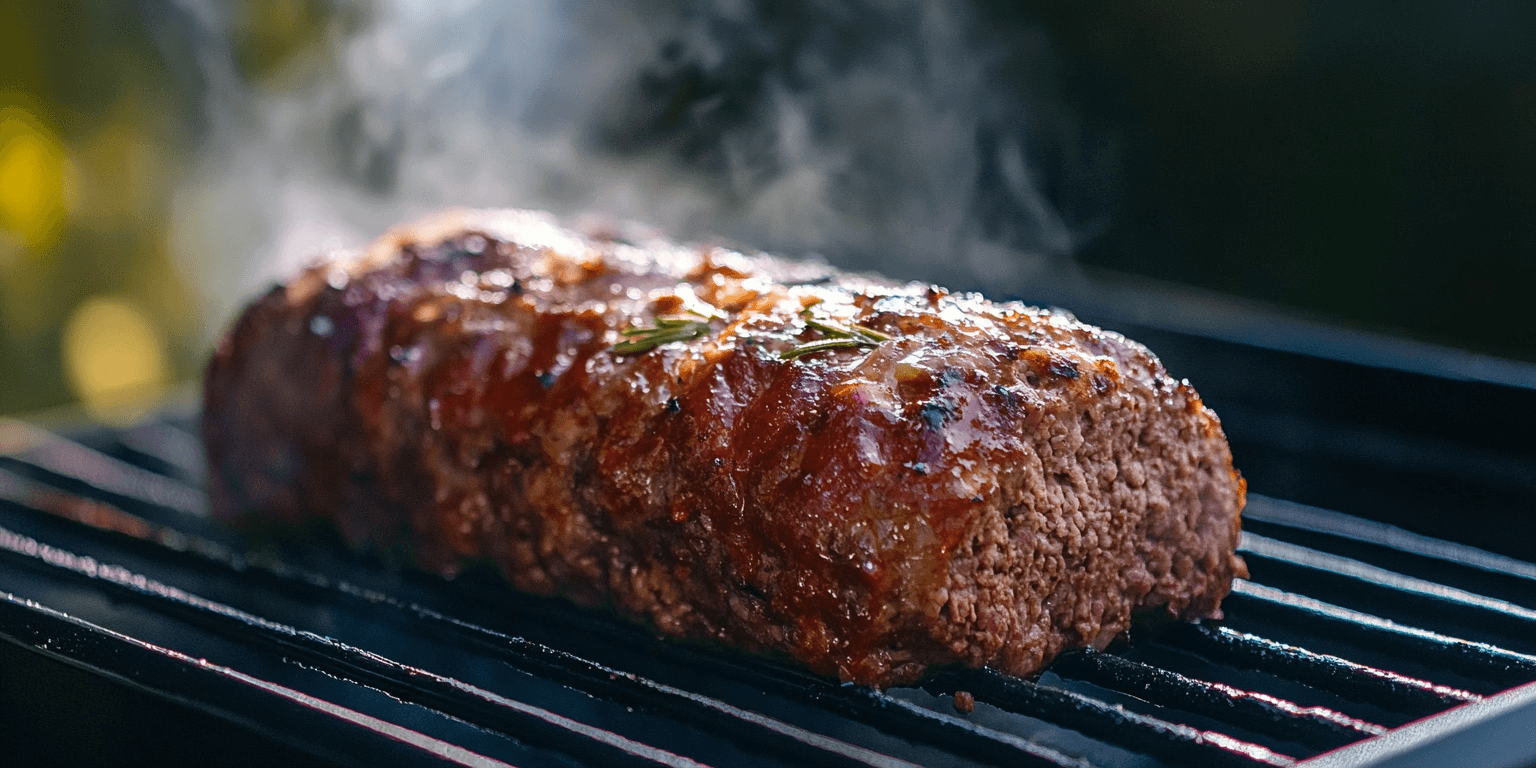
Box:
[204,208,1247,687]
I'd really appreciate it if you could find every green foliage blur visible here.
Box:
[0,0,332,420]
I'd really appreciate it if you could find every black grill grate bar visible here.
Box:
[1226,581,1536,685]
[641,638,1163,768]
[0,418,205,517]
[390,604,923,768]
[1161,623,1479,717]
[3,421,1299,766]
[6,463,1093,768]
[0,511,938,768]
[424,622,1098,768]
[0,468,1089,768]
[116,420,207,484]
[0,466,256,602]
[1241,533,1536,639]
[0,592,510,768]
[919,668,1296,767]
[363,599,1099,768]
[263,580,1303,768]
[644,635,1296,767]
[0,523,719,768]
[7,419,1526,766]
[1241,534,1536,621]
[1044,648,1387,751]
[435,571,1296,768]
[1242,494,1536,585]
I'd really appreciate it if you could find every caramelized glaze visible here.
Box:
[205,209,1246,686]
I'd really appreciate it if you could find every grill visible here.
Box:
[3,280,1536,767]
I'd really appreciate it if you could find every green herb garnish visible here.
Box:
[780,307,892,359]
[611,311,713,354]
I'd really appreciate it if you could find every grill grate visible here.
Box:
[2,413,1536,767]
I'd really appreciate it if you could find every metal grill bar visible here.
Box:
[1241,533,1536,647]
[412,574,1108,768]
[1226,581,1536,686]
[0,418,205,517]
[1045,648,1387,751]
[0,458,1082,768]
[0,505,930,768]
[5,417,1536,766]
[1241,534,1536,622]
[0,592,507,768]
[919,669,1296,766]
[1242,494,1536,584]
[431,569,1296,767]
[1161,623,1480,717]
[0,524,714,768]
[116,420,206,483]
[7,426,1286,767]
[1297,681,1536,768]
[628,636,1105,767]
[396,608,922,768]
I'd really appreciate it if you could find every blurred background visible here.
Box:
[2,0,1534,421]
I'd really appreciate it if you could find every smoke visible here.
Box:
[169,0,1105,327]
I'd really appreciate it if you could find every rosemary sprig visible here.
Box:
[611,311,712,354]
[801,313,891,343]
[779,337,866,359]
[780,307,892,359]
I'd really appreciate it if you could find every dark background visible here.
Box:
[1024,0,1536,361]
[2,0,1533,416]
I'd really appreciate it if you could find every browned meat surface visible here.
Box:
[204,208,1247,687]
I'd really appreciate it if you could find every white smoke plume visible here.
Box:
[169,0,1100,329]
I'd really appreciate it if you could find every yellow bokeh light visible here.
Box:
[62,296,169,424]
[0,106,68,249]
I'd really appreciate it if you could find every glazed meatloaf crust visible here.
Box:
[204,208,1247,687]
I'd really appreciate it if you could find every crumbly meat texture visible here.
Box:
[204,208,1247,687]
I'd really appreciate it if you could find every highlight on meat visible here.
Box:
[204,208,1246,687]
